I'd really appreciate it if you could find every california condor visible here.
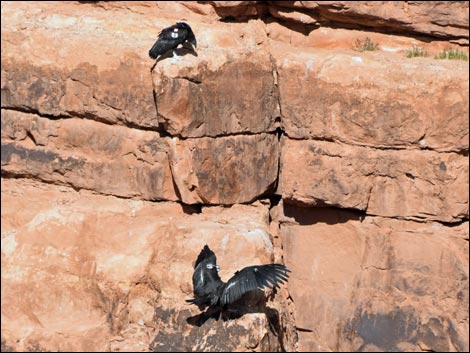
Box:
[186,245,290,314]
[149,22,197,61]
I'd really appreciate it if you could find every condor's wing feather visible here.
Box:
[220,264,290,306]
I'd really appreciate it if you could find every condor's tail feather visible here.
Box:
[149,39,170,59]
[186,296,211,310]
[148,43,159,59]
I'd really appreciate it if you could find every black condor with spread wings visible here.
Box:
[186,245,290,314]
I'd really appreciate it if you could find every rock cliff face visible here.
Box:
[1,1,468,352]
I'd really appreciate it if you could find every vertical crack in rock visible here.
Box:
[267,50,285,199]
[2,1,468,352]
[264,22,299,352]
[165,137,187,204]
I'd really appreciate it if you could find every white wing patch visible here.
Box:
[225,281,236,290]
[171,32,179,39]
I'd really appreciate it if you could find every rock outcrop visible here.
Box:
[280,138,468,222]
[281,206,468,351]
[207,1,470,44]
[1,1,468,352]
[1,178,292,351]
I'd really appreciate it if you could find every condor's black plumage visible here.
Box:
[186,245,290,311]
[149,22,197,59]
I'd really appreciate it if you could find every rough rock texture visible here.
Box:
[1,179,294,352]
[153,51,279,137]
[275,47,469,152]
[1,109,279,204]
[280,138,469,222]
[1,1,469,352]
[169,133,279,204]
[1,38,156,130]
[1,109,178,200]
[208,1,470,43]
[280,205,469,352]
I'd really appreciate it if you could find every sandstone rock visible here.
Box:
[1,179,288,352]
[206,1,469,42]
[153,49,278,138]
[1,110,281,205]
[168,133,280,204]
[2,1,469,352]
[279,138,469,223]
[205,1,261,18]
[297,1,469,41]
[275,48,469,152]
[268,6,319,26]
[150,309,280,352]
[0,1,162,129]
[280,205,469,352]
[1,109,178,201]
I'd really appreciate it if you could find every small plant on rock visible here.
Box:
[434,48,468,61]
[352,37,379,52]
[405,45,429,58]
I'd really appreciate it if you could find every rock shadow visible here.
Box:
[186,289,281,333]
[283,203,365,225]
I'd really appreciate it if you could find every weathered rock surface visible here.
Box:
[153,49,279,138]
[1,109,279,204]
[1,179,294,352]
[207,1,470,43]
[149,308,282,352]
[168,133,279,204]
[280,205,469,352]
[1,109,178,201]
[1,17,157,129]
[1,1,469,352]
[280,138,469,223]
[275,47,469,152]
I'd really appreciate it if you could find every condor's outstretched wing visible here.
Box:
[220,264,290,307]
[149,22,196,59]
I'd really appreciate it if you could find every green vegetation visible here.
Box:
[352,37,379,52]
[434,48,468,61]
[405,45,429,58]
[404,45,468,61]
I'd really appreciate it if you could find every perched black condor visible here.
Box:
[149,22,197,60]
